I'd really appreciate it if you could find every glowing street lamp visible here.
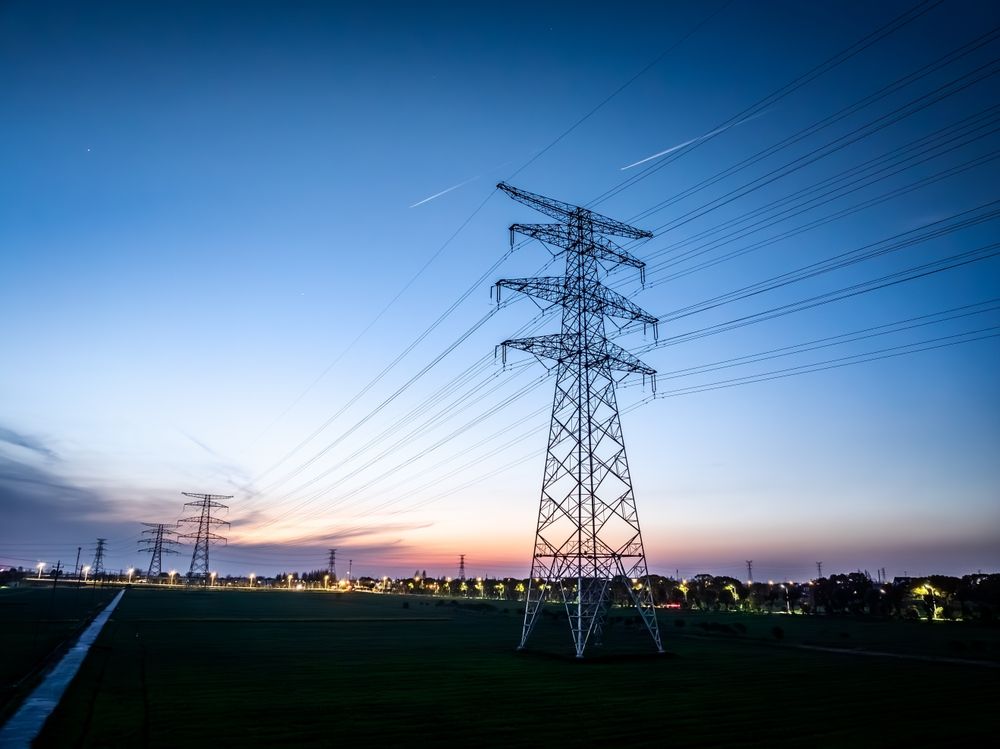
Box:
[127,568,134,584]
[249,573,256,589]
[288,574,293,590]
[210,571,217,587]
[36,562,45,579]
[323,574,330,590]
[82,565,91,583]
[168,570,176,586]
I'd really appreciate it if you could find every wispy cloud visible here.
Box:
[0,454,137,555]
[0,424,58,461]
[620,110,769,170]
[409,175,480,208]
[180,431,223,460]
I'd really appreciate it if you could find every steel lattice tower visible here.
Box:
[328,548,337,581]
[176,492,231,579]
[495,182,663,658]
[91,538,107,577]
[139,522,180,577]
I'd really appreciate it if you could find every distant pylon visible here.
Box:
[328,548,337,581]
[458,554,466,581]
[746,560,753,583]
[92,538,107,577]
[176,492,232,579]
[139,523,181,577]
[495,183,662,658]
[816,561,823,578]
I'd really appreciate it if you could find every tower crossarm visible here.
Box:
[176,529,229,542]
[182,492,232,503]
[496,277,657,325]
[502,333,655,376]
[177,514,231,526]
[511,223,646,278]
[497,182,652,240]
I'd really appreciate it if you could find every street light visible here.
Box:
[323,573,330,590]
[82,565,91,583]
[168,570,176,586]
[127,568,134,584]
[210,571,217,587]
[288,574,293,590]
[249,573,256,589]
[36,562,45,579]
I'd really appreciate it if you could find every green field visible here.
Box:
[0,584,117,722]
[7,587,1000,747]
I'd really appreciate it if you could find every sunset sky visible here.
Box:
[2,0,998,581]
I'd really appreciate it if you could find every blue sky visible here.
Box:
[1,0,998,580]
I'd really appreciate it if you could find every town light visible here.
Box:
[127,568,134,583]
[37,562,45,579]
[169,570,177,586]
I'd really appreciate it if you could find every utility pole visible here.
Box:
[92,538,107,578]
[73,546,81,578]
[816,561,823,579]
[176,492,232,581]
[328,548,337,581]
[347,559,352,583]
[458,554,466,582]
[495,182,662,658]
[139,523,180,578]
[746,560,753,583]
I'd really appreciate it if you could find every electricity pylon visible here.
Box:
[328,548,337,581]
[176,492,231,580]
[139,522,180,578]
[495,182,663,658]
[92,538,107,577]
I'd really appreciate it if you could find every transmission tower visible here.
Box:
[458,554,466,581]
[495,182,662,658]
[176,492,231,580]
[328,548,337,581]
[139,523,181,578]
[92,538,107,577]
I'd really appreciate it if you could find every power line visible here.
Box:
[588,0,946,207]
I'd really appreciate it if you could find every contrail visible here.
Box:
[620,110,769,170]
[409,175,480,208]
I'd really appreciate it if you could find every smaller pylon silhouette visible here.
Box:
[139,523,181,577]
[92,538,107,577]
[328,548,337,581]
[459,554,466,581]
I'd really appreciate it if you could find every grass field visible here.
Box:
[8,587,1000,747]
[0,584,117,723]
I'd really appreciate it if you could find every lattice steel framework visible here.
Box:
[495,182,663,658]
[91,538,107,577]
[176,492,231,579]
[139,522,180,577]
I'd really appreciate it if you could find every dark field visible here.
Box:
[0,585,117,722]
[6,587,999,747]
